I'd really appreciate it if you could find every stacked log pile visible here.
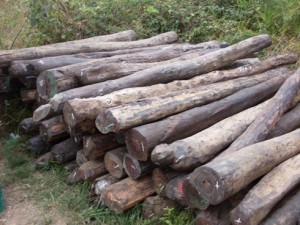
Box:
[1,30,300,224]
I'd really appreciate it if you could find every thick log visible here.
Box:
[224,67,300,155]
[77,160,107,181]
[127,69,290,161]
[142,195,180,218]
[34,151,53,169]
[19,117,41,135]
[39,116,69,143]
[9,41,224,77]
[96,69,285,133]
[189,129,300,205]
[33,104,58,122]
[123,154,155,179]
[165,174,188,206]
[101,176,155,214]
[66,169,82,185]
[268,103,300,138]
[104,147,127,179]
[26,135,50,156]
[76,150,88,166]
[82,134,121,160]
[20,89,37,103]
[3,30,175,66]
[63,54,295,129]
[51,138,81,163]
[50,34,272,112]
[230,153,300,225]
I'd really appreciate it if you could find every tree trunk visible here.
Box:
[50,34,272,112]
[123,154,155,179]
[76,150,88,166]
[62,54,295,129]
[96,69,285,133]
[230,153,300,225]
[165,174,188,206]
[101,176,155,214]
[19,117,41,135]
[104,147,127,179]
[0,31,178,66]
[39,116,69,143]
[189,129,300,205]
[77,160,107,181]
[33,104,58,122]
[20,89,37,103]
[224,67,300,154]
[127,69,290,161]
[34,152,53,169]
[26,135,50,156]
[82,134,122,160]
[51,138,81,163]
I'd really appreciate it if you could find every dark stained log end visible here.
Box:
[62,101,78,127]
[33,104,55,122]
[96,110,117,134]
[125,128,150,161]
[26,135,49,156]
[165,174,189,206]
[104,147,127,179]
[19,117,41,135]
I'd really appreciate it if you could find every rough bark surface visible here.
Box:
[26,135,50,156]
[165,174,189,206]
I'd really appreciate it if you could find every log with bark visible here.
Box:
[50,34,272,112]
[127,68,291,161]
[189,129,300,205]
[96,69,285,133]
[165,174,188,206]
[82,134,122,160]
[123,154,155,179]
[65,169,82,185]
[39,116,69,143]
[26,135,50,155]
[34,151,54,169]
[76,150,88,166]
[77,160,107,181]
[101,176,155,214]
[33,104,58,122]
[51,138,81,163]
[9,41,224,77]
[19,117,41,135]
[223,67,300,155]
[62,54,295,129]
[20,89,37,103]
[104,147,127,179]
[230,153,300,225]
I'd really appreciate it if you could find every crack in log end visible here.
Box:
[126,129,150,161]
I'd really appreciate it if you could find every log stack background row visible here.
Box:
[1,30,300,225]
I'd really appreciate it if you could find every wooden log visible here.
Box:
[19,75,36,89]
[33,104,58,122]
[165,174,188,206]
[142,195,180,218]
[64,160,78,171]
[26,135,50,156]
[223,67,300,155]
[66,169,82,185]
[222,57,260,70]
[189,129,300,205]
[9,41,224,77]
[20,89,37,103]
[35,152,53,169]
[260,188,300,225]
[63,54,295,129]
[96,69,286,133]
[50,34,272,112]
[268,103,300,138]
[19,117,41,135]
[76,150,88,166]
[82,134,122,160]
[101,176,155,214]
[104,147,127,178]
[230,153,300,225]
[39,116,69,143]
[123,154,155,179]
[127,69,290,161]
[77,160,107,181]
[0,30,155,67]
[51,138,81,163]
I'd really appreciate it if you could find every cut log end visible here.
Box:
[151,144,174,166]
[125,129,149,161]
[96,110,117,134]
[104,148,127,179]
[33,104,53,122]
[123,154,143,179]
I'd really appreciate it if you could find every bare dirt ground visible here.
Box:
[0,160,67,225]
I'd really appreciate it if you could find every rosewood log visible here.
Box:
[189,129,300,205]
[51,138,81,163]
[101,176,155,214]
[76,150,88,166]
[32,104,58,122]
[104,147,127,178]
[96,70,284,133]
[127,69,290,161]
[66,169,82,185]
[165,174,188,206]
[39,116,69,143]
[123,154,155,179]
[26,135,50,155]
[19,117,40,135]
[50,34,272,112]
[230,153,300,225]
[224,67,300,155]
[34,152,53,169]
[77,160,107,181]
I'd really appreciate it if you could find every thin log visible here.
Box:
[96,69,286,133]
[34,152,53,169]
[33,104,57,122]
[26,135,50,156]
[51,138,81,163]
[230,154,300,225]
[20,89,37,103]
[128,68,291,161]
[19,117,40,135]
[63,54,296,129]
[50,34,272,112]
[165,174,188,206]
[104,147,127,179]
[123,154,155,180]
[66,169,82,185]
[39,116,69,143]
[101,176,155,214]
[223,67,300,155]
[77,160,107,181]
[76,150,88,166]
[82,134,121,160]
[189,129,300,205]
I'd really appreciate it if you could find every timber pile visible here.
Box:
[1,30,300,224]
